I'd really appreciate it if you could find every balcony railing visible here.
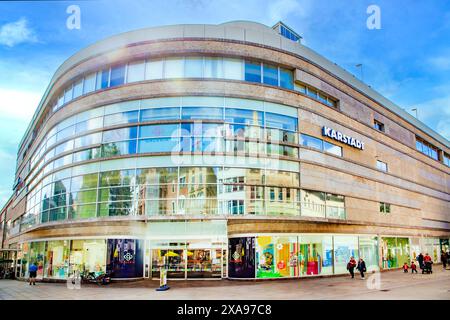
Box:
[17,201,346,234]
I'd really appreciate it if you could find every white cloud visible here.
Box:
[0,88,41,120]
[0,18,38,47]
[428,55,450,71]
[411,96,450,140]
[268,0,307,22]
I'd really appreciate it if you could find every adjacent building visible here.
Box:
[1,21,449,281]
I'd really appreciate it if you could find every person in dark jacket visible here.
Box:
[356,258,367,279]
[417,253,424,270]
[441,251,447,269]
[347,256,357,279]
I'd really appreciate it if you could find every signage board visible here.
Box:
[322,126,364,150]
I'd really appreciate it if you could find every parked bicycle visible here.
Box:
[80,271,112,285]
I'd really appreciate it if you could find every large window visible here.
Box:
[415,136,440,161]
[444,153,450,167]
[126,61,145,83]
[263,63,278,86]
[228,237,255,278]
[300,134,342,157]
[107,239,143,278]
[244,60,261,83]
[110,65,125,87]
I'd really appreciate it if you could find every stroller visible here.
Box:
[422,261,433,274]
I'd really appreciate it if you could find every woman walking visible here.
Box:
[347,256,357,279]
[357,258,367,279]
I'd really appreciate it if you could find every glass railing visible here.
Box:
[19,200,346,233]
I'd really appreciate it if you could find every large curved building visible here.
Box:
[1,21,449,281]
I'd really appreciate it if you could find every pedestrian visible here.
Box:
[356,258,367,279]
[417,253,424,271]
[441,251,447,269]
[347,256,357,279]
[28,263,38,285]
[402,262,408,273]
[423,253,433,274]
[410,260,418,274]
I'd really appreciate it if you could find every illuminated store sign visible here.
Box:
[322,126,365,150]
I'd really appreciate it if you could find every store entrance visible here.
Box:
[148,240,225,279]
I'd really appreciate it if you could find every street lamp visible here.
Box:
[411,108,418,120]
[355,63,364,82]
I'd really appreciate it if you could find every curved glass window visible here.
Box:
[110,65,125,87]
[102,127,138,143]
[225,108,263,126]
[140,107,179,122]
[266,113,297,131]
[104,111,138,127]
[139,124,179,138]
[138,138,179,153]
[182,107,223,120]
[263,63,278,86]
[245,60,261,83]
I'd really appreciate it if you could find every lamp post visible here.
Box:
[355,63,364,82]
[411,108,418,120]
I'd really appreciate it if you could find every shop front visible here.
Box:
[148,240,225,279]
[229,234,379,279]
[17,238,144,280]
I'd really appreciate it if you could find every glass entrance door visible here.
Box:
[149,240,225,279]
[151,249,186,278]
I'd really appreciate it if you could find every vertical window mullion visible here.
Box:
[124,63,129,84]
[107,67,111,87]
[260,62,263,83]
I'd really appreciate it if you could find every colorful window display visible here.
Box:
[45,240,70,278]
[29,241,45,279]
[228,237,255,278]
[19,242,29,278]
[381,237,410,269]
[298,235,333,276]
[333,236,359,274]
[70,239,107,276]
[256,236,298,278]
[107,239,143,278]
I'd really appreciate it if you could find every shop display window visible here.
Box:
[107,239,143,278]
[70,239,107,276]
[228,237,255,278]
[333,235,359,274]
[298,235,333,276]
[45,240,70,278]
[29,241,46,279]
[359,236,379,272]
[256,236,298,278]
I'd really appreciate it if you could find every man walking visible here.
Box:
[417,253,424,271]
[28,263,38,285]
[441,251,447,270]
[347,256,357,279]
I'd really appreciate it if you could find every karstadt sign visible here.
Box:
[322,126,365,150]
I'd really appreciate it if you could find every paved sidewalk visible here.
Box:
[1,268,449,300]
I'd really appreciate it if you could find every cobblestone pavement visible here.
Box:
[1,267,449,300]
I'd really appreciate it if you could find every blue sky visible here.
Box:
[0,0,449,208]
